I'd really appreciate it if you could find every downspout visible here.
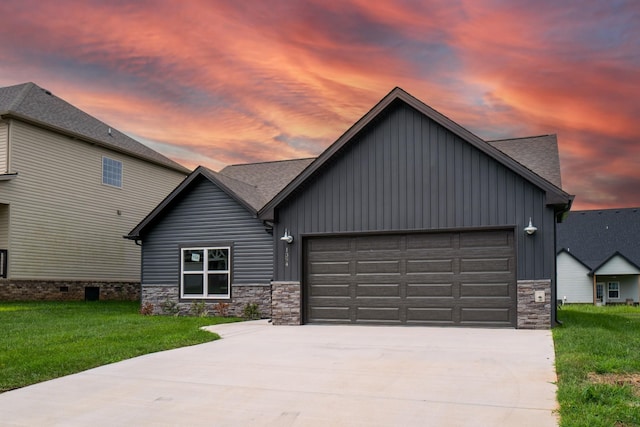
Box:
[553,213,561,326]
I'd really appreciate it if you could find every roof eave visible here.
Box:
[1,111,190,174]
[126,166,259,240]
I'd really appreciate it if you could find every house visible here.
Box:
[126,159,313,316]
[0,82,190,301]
[130,87,573,328]
[557,208,640,305]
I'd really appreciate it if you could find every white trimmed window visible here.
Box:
[181,247,230,299]
[102,157,122,188]
[608,282,620,299]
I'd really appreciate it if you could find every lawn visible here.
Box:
[0,301,241,393]
[553,304,640,427]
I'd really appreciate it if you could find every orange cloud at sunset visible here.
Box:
[0,0,638,209]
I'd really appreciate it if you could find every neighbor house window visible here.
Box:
[608,282,620,299]
[102,157,122,188]
[181,247,230,299]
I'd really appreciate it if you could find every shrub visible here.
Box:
[139,302,154,316]
[243,303,261,320]
[161,298,180,316]
[190,300,208,317]
[214,302,230,317]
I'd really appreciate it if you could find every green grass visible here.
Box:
[553,304,640,427]
[0,301,241,392]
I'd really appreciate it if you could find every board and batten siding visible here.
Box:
[0,121,8,173]
[0,120,186,280]
[557,251,593,303]
[141,177,273,286]
[274,102,557,283]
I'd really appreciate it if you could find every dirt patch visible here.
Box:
[588,372,640,396]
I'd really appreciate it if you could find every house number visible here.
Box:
[285,246,289,267]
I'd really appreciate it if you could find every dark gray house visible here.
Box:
[557,208,640,305]
[126,160,312,316]
[130,87,572,328]
[261,88,573,328]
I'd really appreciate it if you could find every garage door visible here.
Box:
[304,230,516,327]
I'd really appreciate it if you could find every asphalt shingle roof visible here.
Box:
[220,158,315,209]
[488,134,562,189]
[0,82,189,173]
[557,207,640,270]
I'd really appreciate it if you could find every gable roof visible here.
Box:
[220,158,315,206]
[487,134,562,188]
[0,82,189,173]
[557,207,640,272]
[126,159,313,240]
[591,251,640,275]
[557,248,592,271]
[258,87,573,220]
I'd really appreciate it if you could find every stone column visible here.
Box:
[517,279,552,329]
[271,281,301,325]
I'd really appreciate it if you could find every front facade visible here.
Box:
[557,208,640,305]
[261,88,573,328]
[0,82,189,300]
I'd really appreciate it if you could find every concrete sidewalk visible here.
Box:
[0,322,558,426]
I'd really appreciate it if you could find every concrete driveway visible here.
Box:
[0,321,558,426]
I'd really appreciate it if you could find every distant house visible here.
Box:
[0,82,189,301]
[126,159,313,316]
[131,87,573,328]
[557,208,640,305]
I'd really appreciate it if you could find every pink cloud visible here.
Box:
[0,0,638,209]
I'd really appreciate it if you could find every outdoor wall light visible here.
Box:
[524,217,538,235]
[280,229,294,244]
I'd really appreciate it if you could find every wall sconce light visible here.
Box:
[524,217,538,235]
[280,228,294,244]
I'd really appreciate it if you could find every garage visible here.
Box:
[304,229,516,327]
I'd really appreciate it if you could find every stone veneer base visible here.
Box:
[0,279,140,301]
[271,281,301,325]
[141,283,272,318]
[517,279,552,329]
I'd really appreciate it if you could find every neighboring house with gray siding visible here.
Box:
[126,160,313,316]
[0,82,189,300]
[557,208,640,305]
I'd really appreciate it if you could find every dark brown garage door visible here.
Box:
[304,229,516,327]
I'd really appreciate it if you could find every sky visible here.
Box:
[0,0,638,210]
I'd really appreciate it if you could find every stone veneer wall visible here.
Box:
[517,279,552,329]
[271,281,301,325]
[0,280,140,301]
[141,283,271,318]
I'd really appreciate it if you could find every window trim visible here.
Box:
[180,246,231,300]
[102,156,123,188]
[607,281,620,300]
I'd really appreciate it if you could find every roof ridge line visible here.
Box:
[214,168,259,189]
[486,134,555,142]
[572,207,640,213]
[226,157,316,167]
